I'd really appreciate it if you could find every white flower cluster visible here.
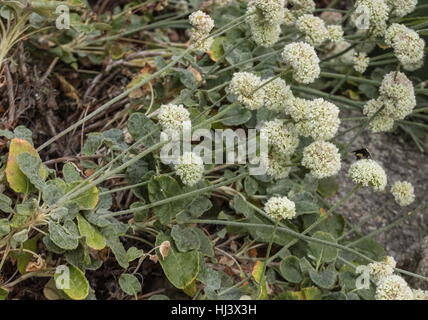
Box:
[292,98,341,141]
[284,0,316,26]
[363,72,416,132]
[327,25,344,42]
[375,275,414,300]
[302,141,341,179]
[175,152,204,186]
[189,10,215,52]
[264,196,296,220]
[260,119,299,156]
[282,42,320,84]
[264,151,292,179]
[367,256,396,284]
[362,255,426,300]
[296,14,329,46]
[348,159,387,191]
[353,52,370,73]
[385,23,425,71]
[229,72,265,110]
[247,0,285,47]
[413,289,428,300]
[386,0,417,18]
[353,0,389,37]
[390,181,415,206]
[158,103,191,135]
[263,77,295,113]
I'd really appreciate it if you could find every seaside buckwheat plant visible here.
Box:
[391,181,415,206]
[158,103,191,135]
[367,256,396,284]
[348,159,387,191]
[1,0,428,302]
[296,14,329,46]
[264,196,296,221]
[229,72,265,110]
[375,275,414,300]
[189,10,215,52]
[353,0,389,37]
[247,0,285,47]
[353,52,370,74]
[175,152,205,186]
[294,98,340,141]
[282,42,320,84]
[301,141,341,179]
[260,119,299,156]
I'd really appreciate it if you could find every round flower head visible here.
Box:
[295,98,340,141]
[247,0,285,47]
[264,150,292,179]
[367,256,396,284]
[229,72,265,110]
[288,97,310,122]
[158,104,191,135]
[363,97,395,133]
[391,181,415,206]
[175,152,204,186]
[375,275,414,300]
[353,52,370,74]
[348,159,387,191]
[282,42,320,84]
[286,0,316,24]
[386,0,417,17]
[301,141,341,179]
[261,119,299,156]
[263,77,295,113]
[353,0,389,37]
[385,23,425,69]
[296,14,329,46]
[189,10,214,33]
[327,25,344,42]
[413,289,428,300]
[379,71,416,120]
[189,11,215,52]
[264,196,296,220]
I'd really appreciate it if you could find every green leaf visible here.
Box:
[208,36,225,62]
[13,126,33,144]
[156,233,200,290]
[0,194,13,213]
[103,230,129,268]
[16,152,47,191]
[308,231,338,263]
[66,181,99,210]
[244,176,258,196]
[187,196,212,218]
[0,219,11,238]
[148,175,185,224]
[11,229,29,248]
[76,214,106,250]
[317,177,340,198]
[219,104,252,126]
[127,112,160,147]
[0,287,8,300]
[54,264,89,300]
[63,163,82,182]
[119,274,142,296]
[5,138,47,193]
[10,239,37,274]
[279,256,302,283]
[308,264,338,289]
[127,247,144,262]
[171,225,200,252]
[48,220,80,250]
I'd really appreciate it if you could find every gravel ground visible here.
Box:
[334,112,428,287]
